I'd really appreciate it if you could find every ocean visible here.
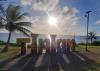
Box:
[0,33,100,43]
[0,33,27,43]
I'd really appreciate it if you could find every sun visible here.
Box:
[48,16,57,25]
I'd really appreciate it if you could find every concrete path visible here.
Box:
[0,52,100,71]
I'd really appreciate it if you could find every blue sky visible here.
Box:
[63,0,100,35]
[0,0,100,36]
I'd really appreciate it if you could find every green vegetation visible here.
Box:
[1,4,32,52]
[77,44,100,62]
[92,41,100,46]
[0,45,20,61]
[78,41,100,46]
[78,44,100,49]
[77,45,100,71]
[0,40,20,47]
[88,32,96,44]
[77,44,100,52]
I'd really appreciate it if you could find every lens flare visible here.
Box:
[48,16,57,25]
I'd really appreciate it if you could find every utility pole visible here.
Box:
[85,11,92,51]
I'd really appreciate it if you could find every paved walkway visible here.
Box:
[0,52,100,71]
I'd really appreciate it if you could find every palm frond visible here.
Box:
[0,17,5,28]
[15,13,27,21]
[5,4,32,36]
[88,32,96,39]
[6,4,21,22]
[14,22,32,27]
[16,25,32,37]
[18,29,30,37]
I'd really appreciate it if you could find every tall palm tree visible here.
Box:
[88,32,96,44]
[0,17,5,30]
[2,4,32,52]
[0,5,5,29]
[0,17,3,28]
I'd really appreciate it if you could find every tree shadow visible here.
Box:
[7,54,32,71]
[49,53,60,71]
[18,54,40,71]
[59,51,100,71]
[32,53,60,71]
[28,52,100,71]
[32,54,50,71]
[88,50,100,56]
[75,52,100,71]
[1,52,99,71]
[0,53,21,68]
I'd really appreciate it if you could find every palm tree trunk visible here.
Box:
[2,31,12,52]
[91,38,92,44]
[91,38,92,47]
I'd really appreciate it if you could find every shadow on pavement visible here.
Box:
[0,51,100,71]
[59,51,100,71]
[0,54,21,68]
[7,54,32,71]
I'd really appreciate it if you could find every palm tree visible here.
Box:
[2,4,32,52]
[88,32,96,44]
[0,17,3,28]
[0,17,5,30]
[0,5,5,29]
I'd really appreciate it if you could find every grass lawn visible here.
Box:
[0,45,20,61]
[77,45,100,63]
[0,44,100,71]
[77,45,100,54]
[76,45,100,71]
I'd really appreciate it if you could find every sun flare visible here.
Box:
[48,16,57,25]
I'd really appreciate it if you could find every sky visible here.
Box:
[0,0,100,36]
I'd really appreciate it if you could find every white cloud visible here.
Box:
[0,29,8,33]
[21,0,81,35]
[31,0,59,12]
[21,0,32,5]
[62,6,69,14]
[96,20,100,24]
[21,0,59,11]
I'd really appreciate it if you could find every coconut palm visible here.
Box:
[88,32,96,44]
[2,4,32,52]
[0,16,6,28]
[0,18,5,32]
[0,17,3,28]
[0,5,4,28]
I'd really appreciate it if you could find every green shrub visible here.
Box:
[0,40,20,47]
[78,43,86,45]
[92,41,100,46]
[78,41,100,46]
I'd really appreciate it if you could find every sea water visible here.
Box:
[0,33,100,43]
